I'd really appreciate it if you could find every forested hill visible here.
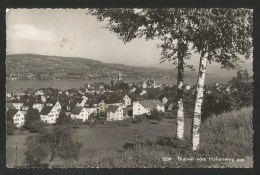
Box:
[6,54,197,80]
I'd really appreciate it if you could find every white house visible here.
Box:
[142,82,147,89]
[75,98,87,107]
[35,90,44,96]
[185,85,191,91]
[129,87,136,93]
[140,90,147,96]
[106,105,124,121]
[40,106,60,124]
[6,92,12,98]
[32,103,44,112]
[41,95,46,102]
[122,95,131,106]
[7,109,25,127]
[70,106,89,122]
[162,97,168,105]
[46,100,61,111]
[85,107,98,115]
[133,100,165,117]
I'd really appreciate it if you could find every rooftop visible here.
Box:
[107,105,120,113]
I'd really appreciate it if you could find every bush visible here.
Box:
[25,125,82,167]
[156,135,190,148]
[131,115,146,124]
[7,120,16,135]
[148,109,162,121]
[56,110,73,125]
[19,126,26,132]
[24,108,41,130]
[29,120,45,133]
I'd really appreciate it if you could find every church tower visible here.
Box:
[118,71,122,81]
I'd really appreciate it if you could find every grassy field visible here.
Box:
[6,107,253,168]
[6,117,192,167]
[79,107,253,168]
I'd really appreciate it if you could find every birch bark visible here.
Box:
[192,52,208,151]
[176,46,185,140]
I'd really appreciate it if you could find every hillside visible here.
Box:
[82,107,253,168]
[7,53,196,81]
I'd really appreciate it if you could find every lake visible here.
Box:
[6,75,232,92]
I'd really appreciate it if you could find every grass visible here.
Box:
[7,117,188,167]
[81,107,253,168]
[199,107,253,158]
[6,107,253,168]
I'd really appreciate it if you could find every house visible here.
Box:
[6,92,12,98]
[85,107,98,115]
[98,99,106,112]
[12,102,24,110]
[45,100,61,111]
[185,85,191,91]
[142,82,147,89]
[35,89,44,96]
[140,90,147,96]
[162,97,168,105]
[121,95,131,106]
[6,109,25,127]
[106,105,124,121]
[41,95,46,102]
[13,90,25,97]
[129,87,136,93]
[133,100,165,117]
[20,103,30,115]
[40,106,60,124]
[32,103,44,112]
[99,84,105,90]
[167,103,174,111]
[75,98,87,107]
[70,106,89,122]
[147,80,156,88]
[123,106,133,118]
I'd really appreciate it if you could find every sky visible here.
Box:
[6,9,252,75]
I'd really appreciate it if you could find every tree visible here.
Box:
[149,109,162,121]
[229,69,253,108]
[24,108,42,131]
[88,8,195,140]
[188,9,253,150]
[56,109,73,125]
[24,125,82,167]
[7,120,16,135]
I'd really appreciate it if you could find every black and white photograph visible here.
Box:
[5,8,253,168]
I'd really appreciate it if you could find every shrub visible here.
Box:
[148,109,162,121]
[29,120,45,133]
[24,108,41,130]
[25,125,82,167]
[156,135,190,148]
[56,110,73,125]
[7,120,16,135]
[131,115,146,124]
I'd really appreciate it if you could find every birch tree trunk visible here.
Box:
[192,52,208,151]
[176,48,185,140]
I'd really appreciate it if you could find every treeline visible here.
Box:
[182,70,253,121]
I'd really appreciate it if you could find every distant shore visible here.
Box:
[6,75,232,92]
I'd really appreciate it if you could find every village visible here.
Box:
[6,71,235,128]
[4,8,254,169]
